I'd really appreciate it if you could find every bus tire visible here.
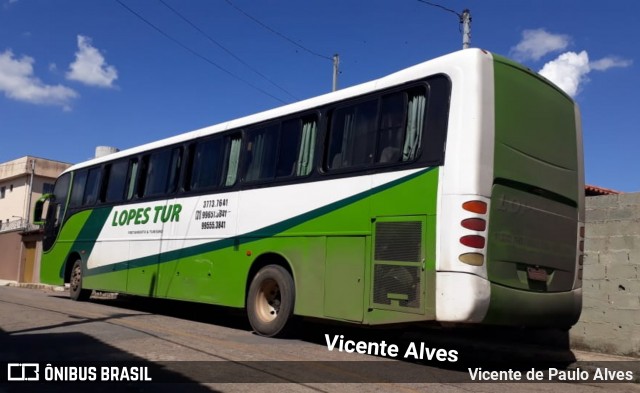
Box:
[247,265,295,337]
[69,259,91,301]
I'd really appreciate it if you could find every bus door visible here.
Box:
[124,200,166,297]
[370,215,432,316]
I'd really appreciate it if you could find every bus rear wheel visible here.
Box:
[247,265,295,337]
[69,259,91,301]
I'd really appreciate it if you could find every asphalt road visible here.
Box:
[0,285,638,392]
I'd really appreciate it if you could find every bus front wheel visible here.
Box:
[69,259,91,301]
[247,265,295,337]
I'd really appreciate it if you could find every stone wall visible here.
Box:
[570,193,640,356]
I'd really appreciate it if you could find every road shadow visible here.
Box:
[0,325,220,392]
[66,291,578,375]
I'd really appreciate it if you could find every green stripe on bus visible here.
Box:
[84,167,436,277]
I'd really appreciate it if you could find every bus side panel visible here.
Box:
[40,209,104,285]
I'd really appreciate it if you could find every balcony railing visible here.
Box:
[0,218,40,234]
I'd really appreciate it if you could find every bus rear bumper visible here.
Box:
[435,272,582,328]
[435,272,491,323]
[482,283,582,328]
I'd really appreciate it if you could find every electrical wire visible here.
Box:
[114,0,288,104]
[223,0,332,61]
[416,0,468,34]
[157,0,298,101]
[416,0,461,17]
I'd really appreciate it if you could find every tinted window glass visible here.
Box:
[126,159,139,200]
[377,92,406,164]
[327,99,377,170]
[104,160,129,203]
[276,119,302,178]
[243,125,279,182]
[70,170,88,207]
[83,167,101,205]
[143,148,182,197]
[191,138,225,190]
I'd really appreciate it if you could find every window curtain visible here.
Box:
[332,113,354,169]
[246,132,265,181]
[296,120,316,176]
[403,94,426,161]
[225,137,241,186]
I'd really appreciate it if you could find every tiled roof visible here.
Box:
[585,184,620,196]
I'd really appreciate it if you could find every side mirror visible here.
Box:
[33,193,52,225]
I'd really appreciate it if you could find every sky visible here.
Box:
[0,0,637,192]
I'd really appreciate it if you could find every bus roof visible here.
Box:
[63,48,493,175]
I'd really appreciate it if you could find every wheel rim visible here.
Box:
[71,264,82,292]
[254,278,281,323]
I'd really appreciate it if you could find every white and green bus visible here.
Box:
[35,49,584,337]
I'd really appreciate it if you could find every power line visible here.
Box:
[416,0,471,48]
[114,0,288,104]
[157,0,298,101]
[223,0,333,61]
[416,0,461,17]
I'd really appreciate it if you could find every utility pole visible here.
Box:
[332,54,340,92]
[25,159,35,226]
[461,9,471,49]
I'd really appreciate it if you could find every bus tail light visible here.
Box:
[459,253,484,266]
[460,235,485,249]
[462,200,487,214]
[459,200,488,266]
[461,218,486,231]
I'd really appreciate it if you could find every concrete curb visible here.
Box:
[0,280,66,292]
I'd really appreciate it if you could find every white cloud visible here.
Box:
[538,51,590,97]
[0,50,78,109]
[66,35,118,88]
[590,56,633,71]
[511,29,570,61]
[538,51,633,97]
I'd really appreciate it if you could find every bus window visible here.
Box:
[126,159,139,200]
[276,119,302,178]
[296,118,317,176]
[167,148,182,193]
[103,160,129,203]
[224,135,242,186]
[377,92,406,164]
[402,87,427,162]
[244,124,279,182]
[52,172,71,226]
[191,138,225,190]
[83,167,101,206]
[142,147,182,197]
[327,99,377,170]
[69,170,88,207]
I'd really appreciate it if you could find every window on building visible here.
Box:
[0,186,5,199]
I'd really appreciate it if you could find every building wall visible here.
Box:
[0,231,22,281]
[0,156,69,226]
[0,156,71,282]
[570,193,640,357]
[0,176,29,226]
